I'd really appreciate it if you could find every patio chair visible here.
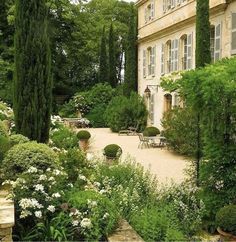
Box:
[138,133,150,149]
[119,123,139,136]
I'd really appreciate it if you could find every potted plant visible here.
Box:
[216,204,236,241]
[103,144,122,164]
[77,130,91,152]
[143,126,160,137]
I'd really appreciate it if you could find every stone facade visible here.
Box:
[136,0,236,129]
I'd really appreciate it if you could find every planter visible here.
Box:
[217,227,236,241]
[79,139,89,152]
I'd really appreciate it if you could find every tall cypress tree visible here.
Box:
[196,0,211,68]
[195,0,211,186]
[124,4,137,96]
[108,23,117,88]
[14,0,52,143]
[99,26,108,83]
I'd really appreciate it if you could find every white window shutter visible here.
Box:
[151,46,156,76]
[171,40,175,72]
[145,7,148,23]
[151,0,155,19]
[171,0,175,8]
[143,50,146,78]
[214,23,221,61]
[161,44,165,74]
[231,13,236,54]
[187,33,192,69]
[174,39,179,71]
[163,0,166,13]
[149,94,155,124]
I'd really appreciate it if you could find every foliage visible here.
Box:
[59,148,87,184]
[1,142,58,180]
[0,100,13,120]
[9,134,29,147]
[99,26,108,83]
[85,104,107,128]
[103,144,122,158]
[196,0,211,68]
[0,135,10,162]
[216,205,236,235]
[161,107,198,156]
[0,120,8,137]
[143,126,160,137]
[68,190,119,241]
[123,4,137,96]
[77,130,91,140]
[104,92,147,132]
[50,126,79,150]
[14,0,52,143]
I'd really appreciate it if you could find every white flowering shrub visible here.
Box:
[0,100,13,121]
[67,190,119,241]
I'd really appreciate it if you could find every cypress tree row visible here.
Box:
[124,4,137,96]
[14,0,52,143]
[108,23,117,88]
[99,26,108,83]
[195,0,211,68]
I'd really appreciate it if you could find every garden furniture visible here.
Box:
[138,133,150,149]
[119,124,139,136]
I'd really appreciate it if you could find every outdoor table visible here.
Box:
[146,136,166,147]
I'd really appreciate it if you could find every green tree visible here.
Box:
[124,4,137,96]
[14,0,52,143]
[108,23,117,88]
[99,26,108,83]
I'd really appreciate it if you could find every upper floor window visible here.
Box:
[143,46,156,77]
[211,24,221,62]
[180,35,188,70]
[145,0,155,23]
[231,13,236,55]
[163,0,187,13]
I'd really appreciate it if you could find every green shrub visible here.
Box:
[216,205,236,235]
[1,142,59,180]
[51,126,79,149]
[59,148,87,183]
[143,126,160,137]
[9,134,29,147]
[103,144,122,158]
[0,121,8,137]
[85,104,107,128]
[161,107,199,156]
[77,130,91,140]
[68,190,119,241]
[104,92,147,132]
[0,136,10,162]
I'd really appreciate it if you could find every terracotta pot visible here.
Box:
[217,227,236,241]
[79,139,89,152]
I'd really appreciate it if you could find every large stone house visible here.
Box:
[136,0,236,129]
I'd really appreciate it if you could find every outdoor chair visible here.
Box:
[138,133,150,149]
[119,123,139,136]
[150,136,167,149]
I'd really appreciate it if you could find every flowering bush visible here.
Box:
[9,134,29,147]
[1,142,59,180]
[0,100,13,121]
[0,121,8,137]
[67,190,119,241]
[0,135,10,162]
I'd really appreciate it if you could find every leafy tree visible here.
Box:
[108,23,117,87]
[124,4,137,96]
[14,0,52,143]
[99,26,108,83]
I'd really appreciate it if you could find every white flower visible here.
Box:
[27,166,38,173]
[86,153,93,161]
[78,175,87,181]
[47,205,56,213]
[46,168,51,172]
[94,182,101,187]
[72,220,79,226]
[19,198,43,209]
[35,211,42,218]
[99,189,106,194]
[20,210,32,219]
[80,218,92,229]
[103,213,109,219]
[48,177,55,182]
[39,175,47,181]
[87,199,97,208]
[52,192,61,198]
[34,184,44,192]
[68,183,73,188]
[53,169,61,176]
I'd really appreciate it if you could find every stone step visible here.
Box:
[108,219,144,242]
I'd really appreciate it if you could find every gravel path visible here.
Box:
[86,128,189,185]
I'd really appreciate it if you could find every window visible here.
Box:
[232,13,236,55]
[145,0,155,23]
[166,40,172,73]
[164,94,172,112]
[171,39,179,71]
[210,26,215,61]
[180,35,188,70]
[149,94,155,124]
[143,50,146,78]
[210,24,221,62]
[161,44,165,74]
[186,33,193,69]
[147,46,156,76]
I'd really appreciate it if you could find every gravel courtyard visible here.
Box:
[86,128,189,185]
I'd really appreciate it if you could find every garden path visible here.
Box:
[86,128,189,185]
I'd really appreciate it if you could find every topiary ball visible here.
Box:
[143,126,160,137]
[77,130,91,140]
[103,144,122,158]
[9,134,30,147]
[1,141,59,180]
[216,204,236,235]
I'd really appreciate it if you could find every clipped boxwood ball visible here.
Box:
[1,141,59,180]
[9,134,30,147]
[216,205,236,235]
[77,130,91,140]
[143,126,160,137]
[104,144,122,158]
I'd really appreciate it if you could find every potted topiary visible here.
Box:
[103,144,122,164]
[77,130,91,152]
[216,204,236,241]
[143,126,160,137]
